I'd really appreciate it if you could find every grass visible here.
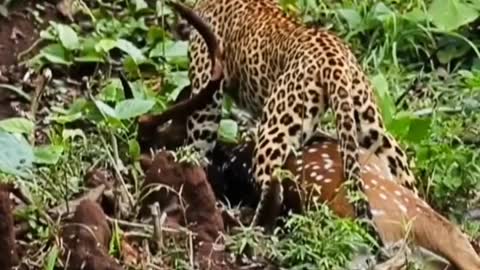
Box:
[0,0,479,268]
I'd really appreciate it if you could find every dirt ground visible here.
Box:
[0,0,63,120]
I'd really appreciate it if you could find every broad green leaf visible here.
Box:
[168,71,190,101]
[129,80,149,100]
[39,29,56,41]
[218,119,238,143]
[34,145,64,165]
[133,0,148,10]
[115,39,146,63]
[0,117,34,135]
[114,99,155,119]
[371,73,395,125]
[123,56,140,77]
[164,41,188,59]
[0,131,34,177]
[428,0,479,31]
[373,2,394,22]
[78,38,105,63]
[50,98,88,124]
[96,39,117,52]
[98,78,124,102]
[54,23,79,50]
[40,44,72,65]
[147,26,168,45]
[388,112,412,139]
[150,40,170,58]
[436,43,471,64]
[337,9,362,29]
[405,117,432,143]
[157,40,189,68]
[94,100,118,119]
[75,45,105,63]
[403,8,428,22]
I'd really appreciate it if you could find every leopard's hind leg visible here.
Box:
[250,69,320,230]
[250,61,374,233]
[349,62,417,192]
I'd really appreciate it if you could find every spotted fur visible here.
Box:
[168,0,416,230]
[208,133,480,270]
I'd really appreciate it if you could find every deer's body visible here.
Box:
[212,134,480,269]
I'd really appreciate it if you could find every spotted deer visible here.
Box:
[210,133,480,269]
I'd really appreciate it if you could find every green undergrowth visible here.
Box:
[0,0,479,268]
[227,204,376,269]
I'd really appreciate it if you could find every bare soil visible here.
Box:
[0,0,63,120]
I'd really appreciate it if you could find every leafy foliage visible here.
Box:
[228,205,374,269]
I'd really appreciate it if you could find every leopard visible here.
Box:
[164,0,416,232]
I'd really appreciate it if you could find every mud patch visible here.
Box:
[60,199,122,270]
[0,184,19,269]
[0,0,64,120]
[0,0,61,67]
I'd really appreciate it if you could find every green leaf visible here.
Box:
[49,98,88,124]
[164,41,188,59]
[371,73,395,125]
[372,2,394,22]
[115,39,146,63]
[114,99,155,119]
[40,44,72,65]
[123,56,140,77]
[74,55,105,63]
[49,112,83,124]
[34,145,64,165]
[403,8,428,22]
[388,112,412,139]
[128,139,141,160]
[337,9,362,29]
[98,78,124,102]
[54,23,79,50]
[0,117,34,135]
[428,0,479,31]
[133,0,148,11]
[168,71,190,101]
[150,40,189,66]
[436,42,471,64]
[218,119,238,143]
[0,131,34,177]
[405,117,432,143]
[147,26,168,45]
[44,245,59,270]
[96,39,117,52]
[94,100,118,119]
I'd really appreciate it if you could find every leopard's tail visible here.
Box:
[138,1,223,129]
[167,0,223,80]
